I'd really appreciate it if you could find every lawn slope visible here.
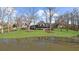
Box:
[0,29,79,38]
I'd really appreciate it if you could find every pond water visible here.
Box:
[0,37,79,50]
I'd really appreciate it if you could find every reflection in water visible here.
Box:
[0,37,79,50]
[0,39,17,44]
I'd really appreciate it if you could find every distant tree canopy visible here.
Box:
[57,8,79,31]
[0,7,79,33]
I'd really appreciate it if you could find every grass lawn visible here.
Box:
[0,29,79,38]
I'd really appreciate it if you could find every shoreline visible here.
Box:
[0,35,78,39]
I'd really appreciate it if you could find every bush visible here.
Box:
[13,24,17,28]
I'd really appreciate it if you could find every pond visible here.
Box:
[0,37,79,51]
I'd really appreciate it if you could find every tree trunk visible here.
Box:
[66,19,69,31]
[1,26,4,34]
[49,9,52,32]
[27,25,30,31]
[8,24,10,32]
[34,20,36,30]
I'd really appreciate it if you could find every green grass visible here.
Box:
[0,29,79,38]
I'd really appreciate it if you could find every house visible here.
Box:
[30,21,57,30]
[0,19,4,33]
[58,19,65,29]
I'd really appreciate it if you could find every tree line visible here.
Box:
[0,7,79,33]
[56,8,79,31]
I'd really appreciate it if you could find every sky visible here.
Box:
[15,7,75,15]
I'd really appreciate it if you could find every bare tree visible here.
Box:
[16,16,23,28]
[46,7,56,31]
[43,10,48,23]
[0,7,7,33]
[63,12,70,31]
[25,7,38,31]
[31,8,38,30]
[71,8,79,30]
[4,7,16,32]
[73,8,79,31]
